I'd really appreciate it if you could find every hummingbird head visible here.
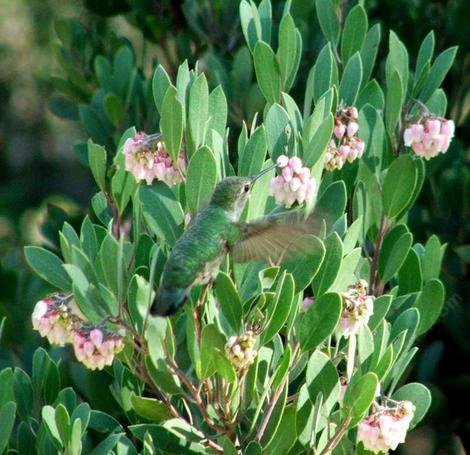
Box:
[210,165,276,220]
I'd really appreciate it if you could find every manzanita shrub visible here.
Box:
[0,1,458,453]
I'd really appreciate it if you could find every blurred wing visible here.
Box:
[230,213,325,263]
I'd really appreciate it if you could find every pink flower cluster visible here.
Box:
[269,155,316,208]
[302,296,315,312]
[73,326,124,371]
[325,106,365,171]
[32,294,75,346]
[358,401,415,453]
[124,132,186,186]
[404,116,454,159]
[337,279,373,338]
[32,293,125,371]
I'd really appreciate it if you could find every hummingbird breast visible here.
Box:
[159,205,231,292]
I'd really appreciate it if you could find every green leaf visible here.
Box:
[24,246,71,290]
[392,383,431,429]
[185,146,217,213]
[385,31,409,97]
[240,0,262,52]
[422,235,444,281]
[160,86,183,162]
[418,46,458,102]
[89,433,122,455]
[306,351,339,415]
[264,406,297,454]
[316,180,347,223]
[382,155,417,219]
[215,272,243,335]
[368,295,392,330]
[315,0,339,44]
[14,368,34,422]
[303,113,334,167]
[398,248,422,295]
[339,52,363,105]
[188,74,209,155]
[390,307,420,354]
[360,24,381,87]
[299,292,342,351]
[415,31,435,85]
[200,324,227,379]
[341,5,368,65]
[359,104,385,171]
[0,369,14,409]
[207,86,228,139]
[385,70,403,135]
[312,43,336,103]
[130,393,172,422]
[265,103,290,162]
[311,233,343,295]
[282,235,325,292]
[379,232,413,283]
[343,372,378,422]
[238,125,267,177]
[55,404,70,446]
[332,247,361,292]
[413,279,445,335]
[88,140,107,191]
[261,273,294,344]
[152,64,171,114]
[254,41,282,104]
[277,14,302,92]
[357,81,385,111]
[140,183,184,247]
[0,402,16,454]
[42,405,63,449]
[88,411,123,433]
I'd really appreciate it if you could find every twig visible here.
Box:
[369,216,389,295]
[255,342,300,442]
[318,416,352,455]
[168,359,228,434]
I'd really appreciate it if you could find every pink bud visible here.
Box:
[426,119,441,138]
[276,155,289,168]
[350,106,358,119]
[282,166,293,182]
[440,119,455,137]
[355,139,365,155]
[298,167,311,183]
[347,121,359,137]
[90,329,104,347]
[334,124,346,139]
[338,145,351,158]
[288,156,303,173]
[290,177,301,192]
[302,296,314,311]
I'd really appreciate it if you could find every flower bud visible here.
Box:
[226,331,257,371]
[32,294,75,346]
[124,132,186,186]
[73,325,125,371]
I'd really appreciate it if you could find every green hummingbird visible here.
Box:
[151,165,320,316]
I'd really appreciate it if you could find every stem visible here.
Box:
[346,334,356,381]
[369,216,388,295]
[318,416,352,455]
[168,359,228,434]
[255,342,300,442]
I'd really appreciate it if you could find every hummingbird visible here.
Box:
[151,165,320,316]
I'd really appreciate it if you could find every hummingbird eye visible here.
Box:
[243,184,250,193]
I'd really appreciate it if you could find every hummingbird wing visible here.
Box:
[229,213,325,263]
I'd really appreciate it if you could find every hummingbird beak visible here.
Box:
[250,163,277,183]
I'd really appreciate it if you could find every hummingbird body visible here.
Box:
[152,177,251,316]
[151,171,321,316]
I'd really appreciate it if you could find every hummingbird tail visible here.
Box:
[150,286,186,316]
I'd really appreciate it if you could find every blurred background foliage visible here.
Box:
[0,0,468,453]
